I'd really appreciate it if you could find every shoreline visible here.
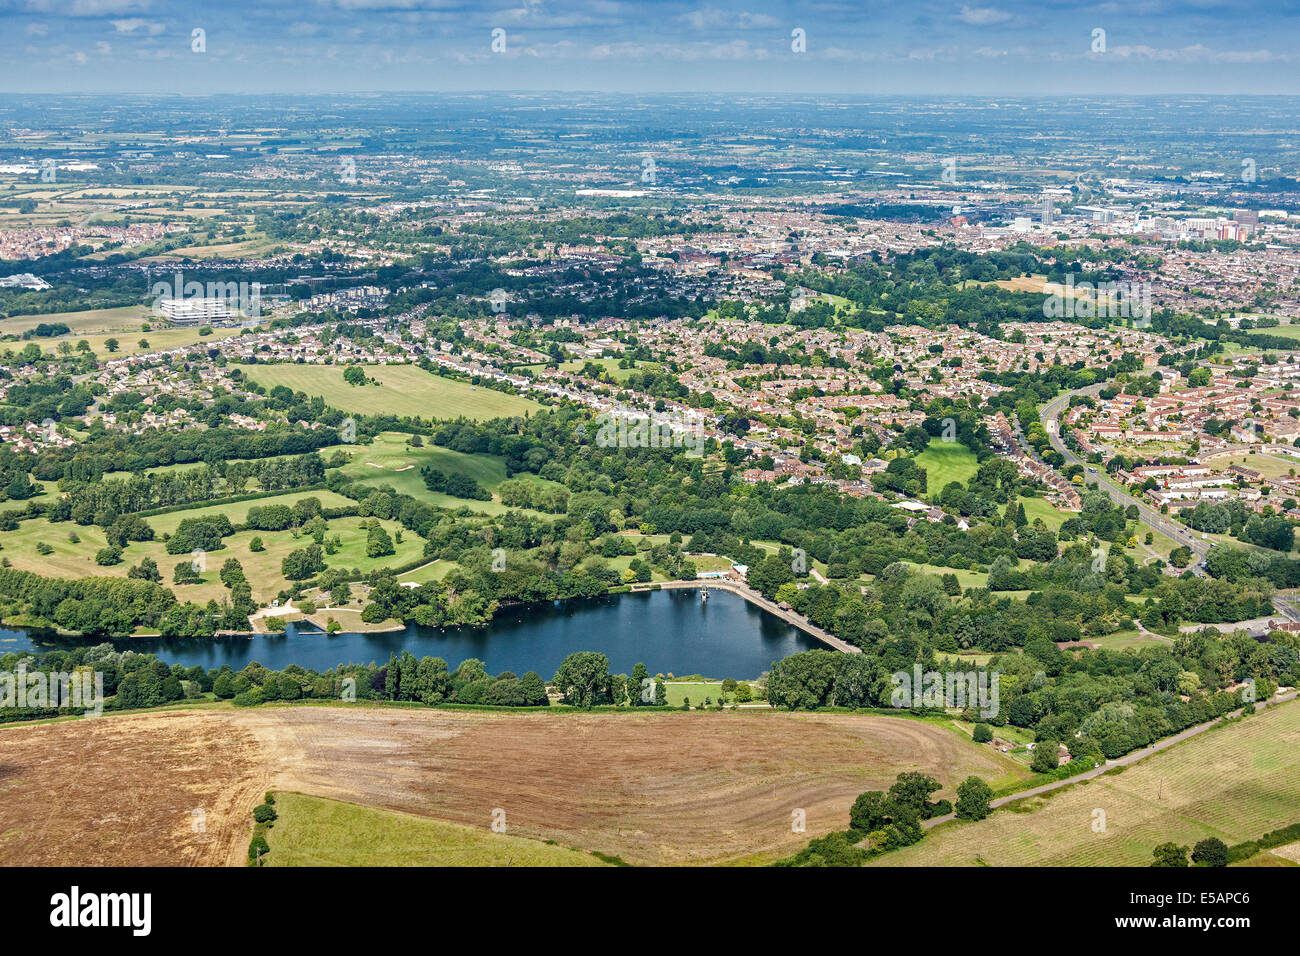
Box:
[4,580,859,654]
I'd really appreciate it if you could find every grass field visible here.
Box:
[662,681,731,707]
[4,489,418,606]
[396,559,456,585]
[330,431,562,515]
[896,559,1034,594]
[0,305,151,336]
[239,363,541,421]
[873,699,1300,867]
[521,357,646,383]
[1014,495,1073,532]
[1208,452,1300,480]
[991,274,1051,293]
[1078,629,1172,651]
[916,438,979,498]
[263,792,609,867]
[336,431,505,492]
[144,235,280,261]
[1,306,249,358]
[1247,323,1300,341]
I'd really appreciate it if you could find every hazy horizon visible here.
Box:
[5,0,1300,96]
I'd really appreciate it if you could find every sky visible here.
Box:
[3,0,1300,95]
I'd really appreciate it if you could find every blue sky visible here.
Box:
[4,0,1300,94]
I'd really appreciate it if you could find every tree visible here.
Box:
[281,544,325,580]
[748,553,796,600]
[955,776,993,821]
[552,651,611,708]
[343,365,367,386]
[248,836,269,862]
[1030,739,1060,773]
[249,536,265,552]
[629,662,650,706]
[973,722,993,743]
[366,523,395,558]
[1191,837,1228,867]
[1151,842,1190,867]
[519,670,549,706]
[888,772,944,818]
[128,557,161,582]
[5,472,36,500]
[220,557,246,588]
[104,337,120,353]
[849,790,890,832]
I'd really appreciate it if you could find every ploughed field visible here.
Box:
[0,705,1024,866]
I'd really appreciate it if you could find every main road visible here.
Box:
[1037,384,1211,571]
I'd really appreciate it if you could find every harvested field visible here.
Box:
[0,705,1025,866]
[0,709,266,867]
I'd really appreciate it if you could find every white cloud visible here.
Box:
[112,17,164,34]
[1107,42,1287,62]
[26,0,153,15]
[956,5,1012,25]
[682,7,779,31]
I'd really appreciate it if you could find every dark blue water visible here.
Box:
[0,588,820,679]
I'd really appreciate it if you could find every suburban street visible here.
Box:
[1038,385,1212,572]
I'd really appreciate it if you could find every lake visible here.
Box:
[0,588,822,679]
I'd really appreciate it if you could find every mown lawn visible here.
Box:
[916,438,979,498]
[330,431,563,516]
[1010,495,1072,532]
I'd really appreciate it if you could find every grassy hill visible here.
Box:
[239,363,540,421]
[331,431,563,516]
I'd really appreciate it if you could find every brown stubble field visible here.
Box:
[0,705,1026,866]
[0,710,267,867]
